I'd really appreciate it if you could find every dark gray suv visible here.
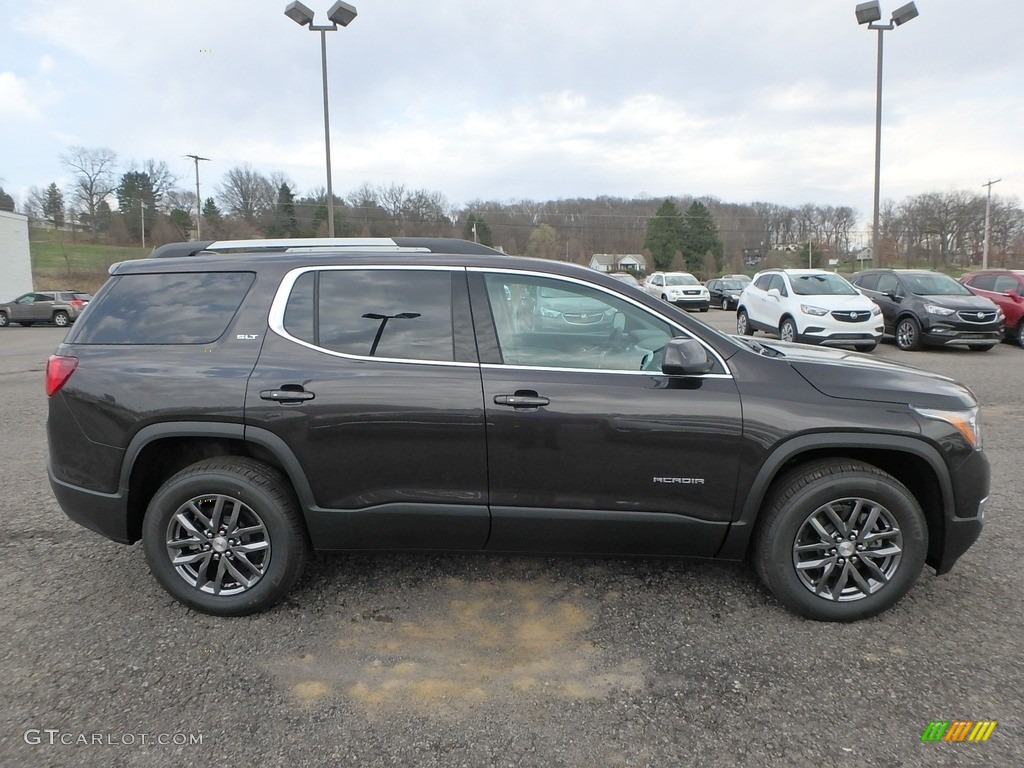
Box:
[0,290,91,327]
[46,238,989,621]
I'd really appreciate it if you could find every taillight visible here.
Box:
[46,355,78,397]
[70,300,85,307]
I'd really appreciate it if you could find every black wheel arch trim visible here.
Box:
[716,432,954,560]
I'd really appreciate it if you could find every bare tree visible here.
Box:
[217,165,276,223]
[60,146,118,237]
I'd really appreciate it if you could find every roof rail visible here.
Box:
[148,237,503,258]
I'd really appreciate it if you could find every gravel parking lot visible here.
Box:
[1,318,1021,767]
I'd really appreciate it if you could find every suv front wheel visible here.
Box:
[754,460,927,622]
[142,457,308,616]
[779,317,799,344]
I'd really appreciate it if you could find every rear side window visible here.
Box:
[282,269,455,362]
[854,273,878,291]
[72,272,255,344]
[966,275,996,291]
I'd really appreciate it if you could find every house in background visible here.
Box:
[589,253,647,273]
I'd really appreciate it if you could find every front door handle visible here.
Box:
[260,387,315,403]
[494,392,550,409]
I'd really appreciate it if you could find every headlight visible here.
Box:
[871,305,881,316]
[540,308,560,318]
[913,406,982,449]
[924,303,955,316]
[800,304,829,316]
[996,309,1005,321]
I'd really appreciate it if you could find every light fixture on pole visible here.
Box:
[855,1,919,265]
[284,1,358,238]
[184,154,210,240]
[982,178,1001,269]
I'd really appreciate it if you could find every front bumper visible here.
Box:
[921,322,1003,347]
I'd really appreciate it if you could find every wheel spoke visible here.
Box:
[224,556,258,588]
[795,541,832,554]
[211,556,229,594]
[172,550,210,566]
[209,495,227,532]
[187,500,214,531]
[831,562,852,600]
[848,566,873,596]
[859,505,881,540]
[859,555,890,583]
[823,505,848,536]
[235,540,269,555]
[223,498,242,535]
[860,544,901,560]
[173,512,205,540]
[808,517,833,543]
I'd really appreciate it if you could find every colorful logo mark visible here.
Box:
[921,721,997,743]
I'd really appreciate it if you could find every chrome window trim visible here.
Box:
[468,266,732,377]
[268,265,477,368]
[267,263,733,377]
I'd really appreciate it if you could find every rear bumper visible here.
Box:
[48,460,131,544]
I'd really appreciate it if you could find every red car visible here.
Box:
[960,270,1024,347]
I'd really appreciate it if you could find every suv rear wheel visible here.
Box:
[754,460,926,622]
[1016,320,1024,348]
[142,457,307,616]
[53,311,69,327]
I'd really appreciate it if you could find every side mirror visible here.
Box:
[767,288,781,299]
[662,338,713,376]
[885,291,900,302]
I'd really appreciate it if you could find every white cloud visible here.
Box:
[0,72,38,119]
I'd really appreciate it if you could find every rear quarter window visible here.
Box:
[70,272,255,344]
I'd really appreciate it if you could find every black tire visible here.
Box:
[0,311,8,327]
[53,311,69,327]
[779,317,800,344]
[142,457,308,616]
[736,309,754,336]
[855,342,877,353]
[895,316,922,351]
[699,306,709,313]
[754,460,927,622]
[1017,321,1024,348]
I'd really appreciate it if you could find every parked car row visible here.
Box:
[732,267,1023,353]
[0,290,92,327]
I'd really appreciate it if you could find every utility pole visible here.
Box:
[141,201,147,249]
[184,154,210,240]
[982,178,1001,269]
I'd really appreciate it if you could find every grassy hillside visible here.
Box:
[30,229,150,293]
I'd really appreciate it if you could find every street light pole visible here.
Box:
[285,1,358,238]
[184,154,210,240]
[982,178,1001,269]
[856,2,919,266]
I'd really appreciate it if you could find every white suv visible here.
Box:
[736,269,883,351]
[644,271,710,312]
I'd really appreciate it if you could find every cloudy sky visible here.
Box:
[2,0,1022,232]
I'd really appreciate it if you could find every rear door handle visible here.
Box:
[493,393,550,409]
[260,387,315,403]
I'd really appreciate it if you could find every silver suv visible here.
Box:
[0,290,92,328]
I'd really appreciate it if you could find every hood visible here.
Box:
[758,340,977,410]
[798,293,876,311]
[912,294,998,312]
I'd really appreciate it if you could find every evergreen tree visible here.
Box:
[43,183,65,226]
[0,187,14,212]
[680,201,723,273]
[463,214,494,246]
[643,199,685,270]
[202,197,224,238]
[270,183,299,237]
[116,171,157,239]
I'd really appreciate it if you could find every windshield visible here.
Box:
[903,273,971,296]
[790,273,857,296]
[665,274,699,286]
[719,280,745,290]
